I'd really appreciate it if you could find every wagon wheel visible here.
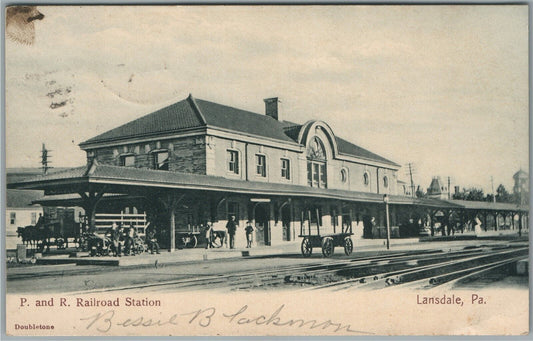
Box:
[301,238,312,257]
[187,235,198,248]
[343,237,353,256]
[321,237,334,258]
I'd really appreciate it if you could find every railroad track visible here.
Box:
[306,246,528,292]
[67,249,440,294]
[66,243,526,294]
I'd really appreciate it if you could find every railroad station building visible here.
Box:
[8,95,529,250]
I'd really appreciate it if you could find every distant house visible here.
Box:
[397,180,412,197]
[6,168,78,250]
[5,189,43,249]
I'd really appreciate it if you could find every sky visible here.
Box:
[5,5,529,194]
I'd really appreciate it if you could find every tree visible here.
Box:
[495,184,512,203]
[465,188,485,201]
[415,185,426,198]
[453,187,485,201]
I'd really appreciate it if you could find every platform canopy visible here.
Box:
[7,161,462,209]
[442,199,529,213]
[9,162,529,214]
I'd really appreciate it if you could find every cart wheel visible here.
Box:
[301,238,312,257]
[188,235,198,248]
[343,237,353,256]
[321,237,334,257]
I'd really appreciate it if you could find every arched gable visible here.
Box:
[297,120,339,159]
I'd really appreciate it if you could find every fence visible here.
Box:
[94,212,148,235]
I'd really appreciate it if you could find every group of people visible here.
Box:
[103,216,255,256]
[204,216,255,249]
[106,222,160,257]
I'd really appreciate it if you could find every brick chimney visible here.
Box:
[264,97,279,120]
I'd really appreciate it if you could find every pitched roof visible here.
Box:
[6,189,43,208]
[80,95,296,146]
[335,137,399,167]
[7,166,88,185]
[80,97,204,145]
[513,169,528,179]
[443,199,528,212]
[79,94,397,166]
[7,167,79,184]
[194,98,296,143]
[427,177,444,195]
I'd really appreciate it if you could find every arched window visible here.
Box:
[383,176,389,188]
[306,137,327,188]
[307,137,326,161]
[363,172,370,186]
[340,169,347,183]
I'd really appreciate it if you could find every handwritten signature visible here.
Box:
[80,304,372,334]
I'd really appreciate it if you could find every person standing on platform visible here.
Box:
[226,216,237,249]
[204,223,213,249]
[245,221,254,248]
[107,222,122,257]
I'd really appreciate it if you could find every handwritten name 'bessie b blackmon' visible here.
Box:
[80,304,372,334]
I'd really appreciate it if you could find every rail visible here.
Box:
[94,212,147,235]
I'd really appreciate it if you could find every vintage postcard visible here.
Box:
[4,4,529,337]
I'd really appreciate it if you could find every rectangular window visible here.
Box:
[313,163,320,187]
[31,212,37,225]
[307,163,312,186]
[10,212,16,225]
[256,154,266,177]
[320,164,327,188]
[227,202,240,223]
[307,161,327,188]
[281,159,290,180]
[227,150,239,174]
[153,151,169,170]
[120,155,135,167]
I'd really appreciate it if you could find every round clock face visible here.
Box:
[307,137,326,160]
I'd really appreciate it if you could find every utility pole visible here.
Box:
[407,163,415,198]
[491,176,495,203]
[383,195,390,250]
[41,143,52,174]
[447,176,451,200]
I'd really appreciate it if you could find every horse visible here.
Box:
[16,225,53,252]
[16,225,37,249]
